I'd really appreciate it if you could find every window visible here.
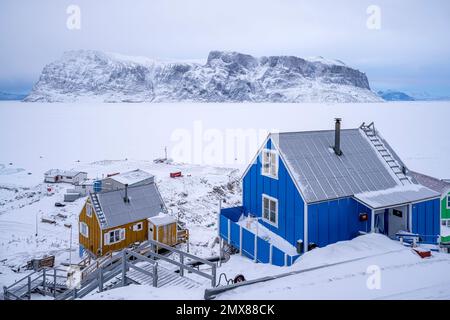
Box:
[261,149,278,179]
[442,220,450,227]
[262,194,278,226]
[79,222,89,237]
[392,209,403,218]
[447,195,450,209]
[86,204,92,217]
[133,222,143,231]
[105,228,125,245]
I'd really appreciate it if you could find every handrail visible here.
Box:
[4,266,69,300]
[145,249,214,281]
[145,239,216,286]
[147,239,215,268]
[5,270,38,290]
[124,249,157,265]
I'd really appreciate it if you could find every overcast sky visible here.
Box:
[1,0,449,96]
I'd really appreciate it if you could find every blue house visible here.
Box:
[219,120,441,266]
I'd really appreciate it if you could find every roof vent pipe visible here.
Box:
[124,184,129,203]
[334,118,342,156]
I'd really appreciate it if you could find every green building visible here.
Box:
[410,171,450,243]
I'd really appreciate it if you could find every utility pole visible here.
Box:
[35,211,38,237]
[218,199,222,267]
[65,223,73,266]
[164,146,168,160]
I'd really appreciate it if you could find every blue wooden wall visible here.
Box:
[242,138,305,247]
[307,198,372,248]
[412,198,440,244]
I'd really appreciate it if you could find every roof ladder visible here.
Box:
[90,192,107,228]
[360,122,412,185]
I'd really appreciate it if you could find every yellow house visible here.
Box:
[78,183,169,257]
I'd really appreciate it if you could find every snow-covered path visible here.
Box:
[217,235,450,300]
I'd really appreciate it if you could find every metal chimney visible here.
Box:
[124,184,129,203]
[334,118,342,156]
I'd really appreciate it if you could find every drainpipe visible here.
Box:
[371,209,375,232]
[303,202,308,253]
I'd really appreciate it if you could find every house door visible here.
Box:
[374,210,389,235]
[388,207,407,238]
[148,223,154,241]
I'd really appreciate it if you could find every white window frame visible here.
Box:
[105,228,125,245]
[447,195,450,210]
[86,204,92,217]
[79,222,89,238]
[262,194,278,227]
[133,222,143,231]
[442,219,450,228]
[261,149,279,179]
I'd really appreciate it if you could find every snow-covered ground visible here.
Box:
[85,234,450,300]
[0,159,241,292]
[1,101,450,299]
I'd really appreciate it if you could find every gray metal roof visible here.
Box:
[354,184,440,209]
[409,171,450,195]
[92,183,166,229]
[271,129,401,203]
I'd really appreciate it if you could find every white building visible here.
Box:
[44,169,88,185]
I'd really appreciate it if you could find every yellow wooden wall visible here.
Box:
[78,198,102,256]
[149,222,177,247]
[101,219,148,255]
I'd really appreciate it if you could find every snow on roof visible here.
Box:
[148,214,176,226]
[108,169,154,186]
[408,171,450,195]
[94,183,165,229]
[354,184,440,209]
[45,169,86,177]
[271,129,400,203]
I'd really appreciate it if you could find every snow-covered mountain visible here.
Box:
[377,90,415,101]
[25,50,382,103]
[0,91,27,101]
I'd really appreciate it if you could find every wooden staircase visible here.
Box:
[126,261,201,289]
[4,239,215,300]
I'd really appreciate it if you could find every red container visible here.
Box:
[413,248,431,259]
[170,171,182,178]
[107,172,120,177]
